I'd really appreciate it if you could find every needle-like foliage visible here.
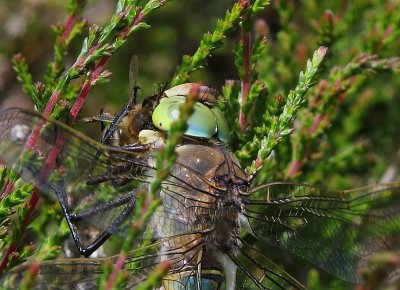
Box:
[0,0,399,289]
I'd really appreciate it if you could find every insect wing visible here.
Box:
[231,240,306,290]
[244,182,400,283]
[4,234,205,289]
[0,108,223,289]
[0,108,157,251]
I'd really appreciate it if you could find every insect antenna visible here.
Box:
[127,55,140,109]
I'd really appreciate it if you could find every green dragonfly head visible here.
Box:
[152,83,230,143]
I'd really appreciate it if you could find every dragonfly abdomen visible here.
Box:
[154,144,246,289]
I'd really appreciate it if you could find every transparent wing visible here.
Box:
[0,108,215,252]
[0,108,224,289]
[232,240,306,290]
[244,182,400,283]
[4,234,206,289]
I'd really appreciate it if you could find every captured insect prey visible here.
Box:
[0,82,400,290]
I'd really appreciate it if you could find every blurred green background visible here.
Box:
[0,0,399,289]
[0,0,243,110]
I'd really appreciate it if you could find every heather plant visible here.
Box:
[0,0,399,289]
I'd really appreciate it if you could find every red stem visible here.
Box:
[61,14,75,43]
[287,160,302,177]
[254,156,263,173]
[105,194,152,288]
[70,56,110,121]
[25,263,40,286]
[105,254,127,290]
[239,30,251,132]
[70,10,145,121]
[0,188,40,275]
[0,130,62,274]
[287,114,323,177]
[23,189,41,228]
[0,245,17,274]
[0,5,148,275]
[0,181,13,202]
[25,88,61,151]
[0,130,63,274]
[308,113,323,136]
[0,11,78,274]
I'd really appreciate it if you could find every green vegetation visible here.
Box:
[0,0,399,289]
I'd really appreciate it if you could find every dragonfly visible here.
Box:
[0,81,400,290]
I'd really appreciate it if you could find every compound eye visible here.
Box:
[237,183,248,194]
[152,96,217,139]
[211,107,230,143]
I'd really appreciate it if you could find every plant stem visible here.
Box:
[103,83,199,289]
[239,29,251,131]
[0,0,168,275]
[246,46,328,177]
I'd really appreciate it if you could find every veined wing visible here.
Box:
[231,239,306,290]
[244,182,400,283]
[4,234,311,290]
[3,233,208,289]
[0,108,219,255]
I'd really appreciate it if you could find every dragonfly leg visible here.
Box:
[78,109,115,124]
[109,143,150,152]
[86,160,147,189]
[61,192,138,257]
[69,192,137,221]
[83,195,137,257]
[85,145,151,189]
[101,104,133,144]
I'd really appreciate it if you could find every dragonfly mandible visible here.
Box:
[0,82,400,289]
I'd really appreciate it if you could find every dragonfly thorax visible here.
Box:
[153,143,247,288]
